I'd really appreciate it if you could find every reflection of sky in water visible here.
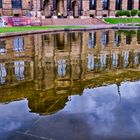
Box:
[0,81,140,139]
[0,100,38,134]
[63,81,140,138]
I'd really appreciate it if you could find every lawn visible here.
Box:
[0,26,86,33]
[104,18,140,24]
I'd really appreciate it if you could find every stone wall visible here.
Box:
[0,0,140,17]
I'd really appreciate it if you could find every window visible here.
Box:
[122,51,129,67]
[127,0,133,10]
[103,0,110,10]
[90,0,96,10]
[114,32,121,47]
[134,52,139,65]
[115,0,122,10]
[58,60,66,77]
[87,54,94,70]
[0,64,6,84]
[100,54,107,68]
[53,0,57,10]
[112,53,118,68]
[102,31,109,48]
[13,37,24,52]
[126,34,132,45]
[0,0,2,8]
[12,0,22,8]
[67,0,72,10]
[14,61,24,80]
[0,41,6,55]
[89,32,96,48]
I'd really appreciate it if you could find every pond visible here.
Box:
[0,29,140,140]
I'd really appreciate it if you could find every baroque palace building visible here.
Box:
[0,0,140,17]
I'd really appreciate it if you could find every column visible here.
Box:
[109,0,115,17]
[2,0,12,15]
[64,0,67,17]
[96,0,102,17]
[122,0,128,10]
[32,0,41,17]
[82,0,89,16]
[134,0,139,9]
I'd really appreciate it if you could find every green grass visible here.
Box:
[0,26,86,33]
[104,18,140,24]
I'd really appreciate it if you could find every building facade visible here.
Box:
[0,0,140,17]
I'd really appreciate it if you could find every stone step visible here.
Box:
[41,18,106,26]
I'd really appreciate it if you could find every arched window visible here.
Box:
[90,0,96,10]
[103,0,110,10]
[115,0,122,10]
[127,0,133,10]
[0,0,2,8]
[12,0,22,8]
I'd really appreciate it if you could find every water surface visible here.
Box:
[0,30,140,140]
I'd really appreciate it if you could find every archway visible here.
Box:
[44,0,52,18]
[72,0,79,18]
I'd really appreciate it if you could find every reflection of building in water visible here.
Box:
[0,30,140,115]
[33,30,140,92]
[13,37,24,52]
[89,32,96,48]
[0,64,6,84]
[0,35,34,86]
[1,30,140,87]
[112,53,119,68]
[14,61,25,80]
[122,51,129,67]
[87,54,94,70]
[102,31,109,48]
[0,40,6,55]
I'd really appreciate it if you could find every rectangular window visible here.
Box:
[89,32,96,48]
[115,0,122,10]
[103,0,109,10]
[127,0,133,10]
[13,37,24,52]
[12,0,22,8]
[102,31,109,48]
[0,0,2,8]
[90,0,96,10]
